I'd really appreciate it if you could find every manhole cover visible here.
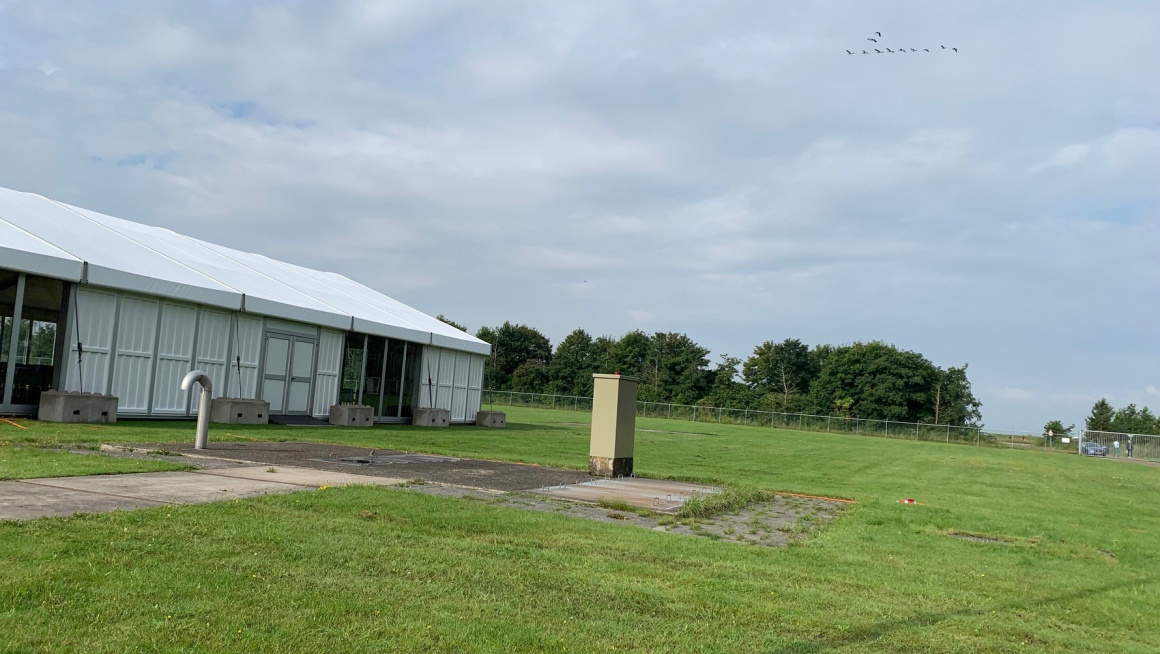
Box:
[312,454,462,466]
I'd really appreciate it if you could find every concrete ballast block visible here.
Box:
[475,411,506,428]
[210,398,270,425]
[413,407,451,427]
[329,404,374,427]
[37,390,119,424]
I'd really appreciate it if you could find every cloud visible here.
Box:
[0,0,1156,432]
[994,388,1038,402]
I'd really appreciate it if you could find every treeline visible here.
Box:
[1086,399,1159,435]
[454,319,983,426]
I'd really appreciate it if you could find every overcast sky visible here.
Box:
[0,1,1156,431]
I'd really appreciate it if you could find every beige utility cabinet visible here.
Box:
[589,373,638,476]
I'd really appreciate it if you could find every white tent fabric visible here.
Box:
[0,187,490,355]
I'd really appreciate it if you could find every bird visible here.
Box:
[846,50,853,54]
[867,37,877,42]
[885,48,893,53]
[875,32,881,37]
[862,50,869,54]
[874,48,882,53]
[941,45,946,49]
[909,48,916,52]
[923,48,929,52]
[952,47,958,52]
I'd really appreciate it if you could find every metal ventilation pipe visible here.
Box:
[180,370,213,449]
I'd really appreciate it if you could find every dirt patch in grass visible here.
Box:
[407,484,845,547]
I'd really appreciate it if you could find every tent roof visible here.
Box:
[0,187,490,356]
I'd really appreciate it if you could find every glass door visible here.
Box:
[261,333,317,415]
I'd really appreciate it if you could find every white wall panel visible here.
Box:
[418,346,437,409]
[230,316,263,399]
[436,348,454,412]
[451,352,469,422]
[111,296,159,412]
[312,329,343,417]
[192,310,231,411]
[466,355,485,422]
[150,303,197,413]
[65,288,117,394]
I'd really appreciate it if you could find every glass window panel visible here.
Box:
[265,337,290,377]
[0,270,18,402]
[382,339,406,418]
[339,334,365,405]
[291,341,314,378]
[288,380,311,412]
[11,275,65,405]
[362,336,385,415]
[400,342,422,418]
[263,379,286,411]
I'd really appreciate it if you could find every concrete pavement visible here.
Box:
[0,466,406,521]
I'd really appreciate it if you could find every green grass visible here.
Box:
[1,407,1158,652]
[0,445,189,480]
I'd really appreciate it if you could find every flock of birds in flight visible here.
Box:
[847,31,957,55]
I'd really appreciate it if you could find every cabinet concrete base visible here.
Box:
[210,398,270,425]
[589,456,633,477]
[37,391,119,424]
[475,411,506,428]
[413,408,451,427]
[329,404,374,427]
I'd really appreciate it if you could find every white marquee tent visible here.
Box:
[0,187,490,422]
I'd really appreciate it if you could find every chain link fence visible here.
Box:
[481,389,1105,454]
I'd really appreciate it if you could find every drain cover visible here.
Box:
[313,454,461,466]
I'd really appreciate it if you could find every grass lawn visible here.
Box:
[0,445,190,480]
[1,407,1157,652]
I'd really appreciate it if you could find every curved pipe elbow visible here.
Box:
[180,370,213,394]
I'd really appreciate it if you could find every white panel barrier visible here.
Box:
[111,296,159,412]
[192,309,231,412]
[436,348,455,412]
[66,288,117,394]
[231,316,263,399]
[312,329,343,417]
[151,303,197,414]
[466,354,485,421]
[451,352,469,422]
[418,346,438,409]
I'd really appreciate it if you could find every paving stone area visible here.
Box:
[134,441,594,492]
[11,442,847,546]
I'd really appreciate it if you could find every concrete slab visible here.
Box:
[196,466,406,488]
[22,472,293,506]
[0,480,167,520]
[0,465,411,521]
[533,477,718,514]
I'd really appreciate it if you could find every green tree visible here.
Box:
[511,361,550,394]
[475,322,552,390]
[549,329,597,396]
[929,365,983,426]
[742,338,817,407]
[648,332,710,404]
[1110,404,1160,435]
[1085,398,1114,432]
[1043,419,1074,437]
[435,315,467,333]
[608,330,653,380]
[807,341,939,422]
[702,355,757,408]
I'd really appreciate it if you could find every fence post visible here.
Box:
[885,420,889,437]
[826,415,831,432]
[916,422,920,439]
[718,407,722,423]
[668,403,672,419]
[946,424,950,443]
[693,406,697,422]
[798,414,803,431]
